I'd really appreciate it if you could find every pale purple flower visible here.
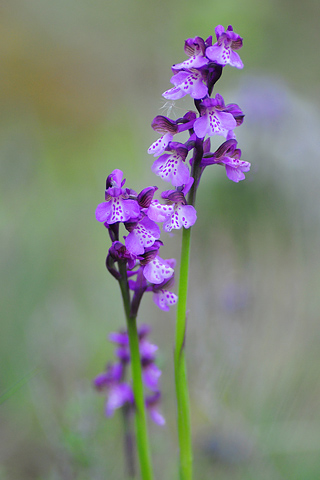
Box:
[172,36,209,71]
[201,139,251,182]
[153,288,178,311]
[163,69,208,100]
[146,392,165,426]
[206,25,243,69]
[147,200,175,223]
[148,189,197,232]
[96,169,140,224]
[143,255,175,284]
[94,363,134,417]
[148,133,174,157]
[193,94,243,139]
[148,116,178,156]
[142,363,162,391]
[125,216,161,255]
[151,142,190,187]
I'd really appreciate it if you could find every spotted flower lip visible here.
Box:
[143,255,175,284]
[201,139,251,182]
[172,36,209,71]
[151,142,190,187]
[96,169,140,225]
[193,94,242,139]
[125,215,161,256]
[163,69,208,101]
[206,25,243,69]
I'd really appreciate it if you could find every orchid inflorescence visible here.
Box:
[94,24,248,480]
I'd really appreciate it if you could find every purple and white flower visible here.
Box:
[151,142,190,187]
[172,36,209,71]
[206,25,243,69]
[125,216,161,256]
[96,169,140,225]
[201,139,251,182]
[163,69,208,101]
[193,94,243,139]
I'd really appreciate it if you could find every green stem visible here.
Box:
[174,227,193,480]
[118,261,154,480]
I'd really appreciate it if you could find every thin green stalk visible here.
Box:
[174,227,193,480]
[118,260,154,480]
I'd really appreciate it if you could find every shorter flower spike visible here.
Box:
[94,326,165,423]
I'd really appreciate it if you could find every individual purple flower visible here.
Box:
[206,25,243,69]
[152,275,178,311]
[172,36,209,71]
[163,69,208,100]
[96,169,140,225]
[201,139,251,182]
[125,215,161,255]
[151,142,190,187]
[148,116,178,157]
[156,187,197,233]
[143,254,175,284]
[108,241,137,270]
[142,362,162,391]
[146,392,165,426]
[193,94,243,139]
[147,200,175,223]
[94,363,134,417]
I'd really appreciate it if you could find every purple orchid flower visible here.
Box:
[193,94,243,139]
[148,182,196,232]
[201,139,251,182]
[142,254,175,284]
[148,116,178,157]
[96,169,140,225]
[125,215,161,256]
[151,142,190,187]
[172,36,209,71]
[206,25,243,69]
[163,69,208,101]
[94,363,134,417]
[152,274,178,311]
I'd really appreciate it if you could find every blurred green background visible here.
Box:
[1,0,320,479]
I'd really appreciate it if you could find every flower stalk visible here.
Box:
[174,226,193,480]
[118,260,154,480]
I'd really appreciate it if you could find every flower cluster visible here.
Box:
[94,325,165,425]
[94,24,249,444]
[148,25,250,184]
[95,166,196,312]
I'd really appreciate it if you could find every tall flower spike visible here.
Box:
[206,25,243,69]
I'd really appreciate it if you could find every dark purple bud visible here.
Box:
[184,36,206,57]
[137,186,158,208]
[151,116,178,134]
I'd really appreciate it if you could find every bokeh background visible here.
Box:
[1,0,320,479]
